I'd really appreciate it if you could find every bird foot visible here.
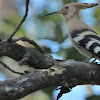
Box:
[84,57,97,64]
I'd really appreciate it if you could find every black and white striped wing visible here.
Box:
[71,29,100,58]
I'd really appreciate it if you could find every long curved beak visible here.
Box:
[37,11,60,19]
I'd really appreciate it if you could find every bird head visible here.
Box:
[37,3,98,20]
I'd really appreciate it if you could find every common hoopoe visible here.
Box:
[38,3,99,62]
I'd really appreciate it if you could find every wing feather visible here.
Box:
[73,33,100,58]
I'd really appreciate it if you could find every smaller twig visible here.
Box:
[0,61,25,75]
[13,36,47,54]
[7,0,29,42]
[57,86,71,100]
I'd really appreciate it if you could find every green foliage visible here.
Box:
[87,95,100,100]
[64,47,86,61]
[43,87,55,96]
[62,0,77,4]
[1,15,26,39]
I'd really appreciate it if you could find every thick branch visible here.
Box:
[0,60,100,100]
[0,40,54,69]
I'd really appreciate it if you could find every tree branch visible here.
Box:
[0,60,100,100]
[0,40,54,69]
[1,40,99,99]
[13,36,46,54]
[0,61,25,75]
[7,0,29,41]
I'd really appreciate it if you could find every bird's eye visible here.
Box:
[65,6,69,9]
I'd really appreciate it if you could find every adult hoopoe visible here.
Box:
[38,3,99,62]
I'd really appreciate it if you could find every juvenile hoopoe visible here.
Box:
[38,3,99,62]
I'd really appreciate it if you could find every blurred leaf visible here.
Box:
[43,87,55,96]
[65,47,86,61]
[62,0,77,4]
[87,95,100,100]
[1,15,27,39]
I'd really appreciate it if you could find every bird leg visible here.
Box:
[84,56,97,64]
[91,58,97,63]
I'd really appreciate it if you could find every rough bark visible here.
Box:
[0,40,54,69]
[0,40,100,100]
